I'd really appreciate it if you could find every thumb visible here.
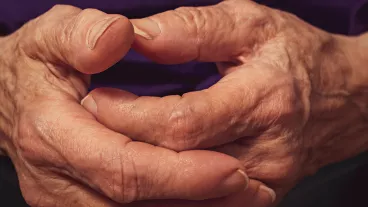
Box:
[21,5,134,74]
[131,0,273,64]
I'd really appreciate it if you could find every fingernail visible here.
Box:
[237,169,250,191]
[220,169,249,193]
[131,18,161,40]
[81,95,97,115]
[86,16,121,49]
[260,185,276,203]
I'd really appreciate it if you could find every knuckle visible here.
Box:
[173,7,206,37]
[15,108,65,166]
[20,4,82,55]
[15,113,43,162]
[50,4,70,11]
[173,5,234,42]
[44,5,81,24]
[79,8,105,17]
[63,8,104,41]
[249,10,277,40]
[49,4,81,14]
[105,148,174,203]
[228,2,279,48]
[263,74,302,124]
[103,150,140,203]
[166,102,202,151]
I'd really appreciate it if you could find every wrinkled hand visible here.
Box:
[83,0,368,205]
[0,5,255,207]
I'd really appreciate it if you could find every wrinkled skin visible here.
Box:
[83,0,368,206]
[0,4,285,207]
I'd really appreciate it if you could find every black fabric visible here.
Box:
[280,152,368,207]
[0,156,28,207]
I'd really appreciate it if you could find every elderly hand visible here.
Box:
[0,5,256,207]
[82,0,368,205]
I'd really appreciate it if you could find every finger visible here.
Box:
[81,1,284,151]
[27,100,249,204]
[21,4,134,74]
[82,60,287,151]
[131,0,275,64]
[132,179,276,207]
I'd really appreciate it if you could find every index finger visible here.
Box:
[27,100,248,204]
[82,63,281,151]
[81,0,282,151]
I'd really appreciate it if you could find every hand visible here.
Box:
[82,0,368,205]
[0,5,252,206]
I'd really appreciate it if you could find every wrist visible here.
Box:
[306,33,368,172]
[337,33,368,102]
